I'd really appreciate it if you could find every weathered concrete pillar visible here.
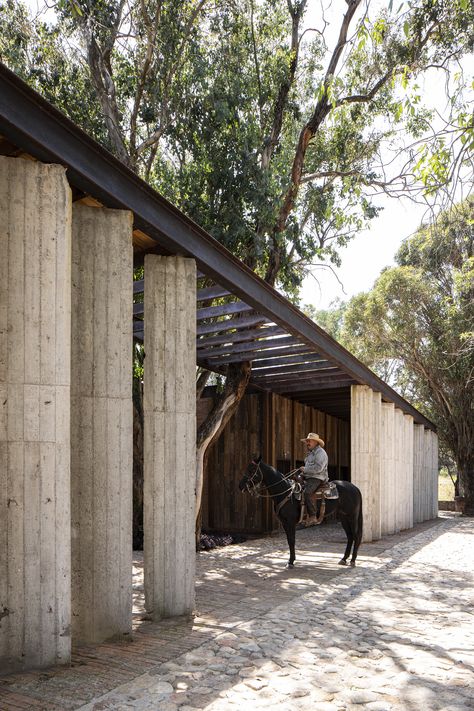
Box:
[413,423,425,523]
[70,204,133,644]
[381,402,396,536]
[144,255,196,619]
[424,429,439,519]
[0,157,71,672]
[350,385,381,542]
[393,408,404,532]
[403,414,414,530]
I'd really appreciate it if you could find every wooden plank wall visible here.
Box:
[201,394,269,533]
[201,391,350,534]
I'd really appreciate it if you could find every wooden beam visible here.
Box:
[197,301,253,321]
[197,313,270,336]
[274,376,356,393]
[251,359,331,378]
[253,368,343,387]
[197,325,285,349]
[250,352,323,369]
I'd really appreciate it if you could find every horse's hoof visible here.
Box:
[287,563,294,568]
[338,559,347,566]
[350,560,356,567]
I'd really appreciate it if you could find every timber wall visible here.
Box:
[200,391,350,534]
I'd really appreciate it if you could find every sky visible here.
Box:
[300,197,429,309]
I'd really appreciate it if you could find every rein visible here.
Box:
[246,460,301,499]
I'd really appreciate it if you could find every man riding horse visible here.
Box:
[299,432,328,526]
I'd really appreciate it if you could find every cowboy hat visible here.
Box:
[300,432,325,447]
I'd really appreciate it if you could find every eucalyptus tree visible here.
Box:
[341,199,474,515]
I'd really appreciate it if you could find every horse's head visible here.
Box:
[238,455,263,493]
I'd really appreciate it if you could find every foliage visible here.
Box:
[303,298,347,341]
[1,0,473,294]
[0,0,109,144]
[340,197,474,511]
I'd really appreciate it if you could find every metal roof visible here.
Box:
[0,62,435,429]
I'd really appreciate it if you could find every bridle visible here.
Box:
[244,460,265,495]
[244,460,300,499]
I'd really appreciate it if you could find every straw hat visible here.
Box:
[300,432,325,447]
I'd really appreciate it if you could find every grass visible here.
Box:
[438,469,455,501]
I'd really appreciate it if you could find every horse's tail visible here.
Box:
[357,493,363,543]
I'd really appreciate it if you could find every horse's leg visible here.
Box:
[338,515,353,566]
[282,520,296,568]
[350,507,363,567]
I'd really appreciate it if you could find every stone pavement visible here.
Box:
[0,514,472,711]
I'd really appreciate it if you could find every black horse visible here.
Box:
[239,457,363,568]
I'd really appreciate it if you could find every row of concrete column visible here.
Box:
[0,157,196,673]
[351,385,438,543]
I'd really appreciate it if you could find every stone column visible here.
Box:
[350,385,382,543]
[381,402,396,536]
[70,204,133,644]
[0,157,71,672]
[144,255,196,619]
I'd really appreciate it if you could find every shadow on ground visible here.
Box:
[1,515,471,711]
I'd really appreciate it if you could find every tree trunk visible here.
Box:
[457,458,474,516]
[195,362,251,537]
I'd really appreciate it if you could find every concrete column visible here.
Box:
[381,402,396,536]
[403,414,414,530]
[350,385,382,542]
[144,255,196,619]
[393,408,404,532]
[0,157,71,672]
[71,204,133,644]
[413,424,425,523]
[424,429,439,519]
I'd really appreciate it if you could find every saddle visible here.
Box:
[291,474,339,526]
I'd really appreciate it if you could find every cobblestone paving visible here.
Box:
[0,514,472,711]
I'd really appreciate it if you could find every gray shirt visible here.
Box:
[303,445,328,481]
